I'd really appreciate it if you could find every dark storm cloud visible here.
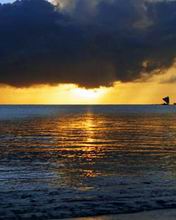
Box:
[0,0,176,88]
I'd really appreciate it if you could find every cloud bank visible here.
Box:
[0,0,176,88]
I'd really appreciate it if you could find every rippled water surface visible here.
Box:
[1,105,176,219]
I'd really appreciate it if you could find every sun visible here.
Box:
[72,87,106,101]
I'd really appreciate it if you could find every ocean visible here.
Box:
[0,105,176,219]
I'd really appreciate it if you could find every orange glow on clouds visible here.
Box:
[1,65,176,104]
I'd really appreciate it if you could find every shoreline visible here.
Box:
[66,209,176,220]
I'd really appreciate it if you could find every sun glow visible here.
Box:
[72,87,106,100]
[0,84,109,104]
[2,65,176,104]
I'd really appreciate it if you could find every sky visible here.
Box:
[0,0,13,2]
[0,0,176,104]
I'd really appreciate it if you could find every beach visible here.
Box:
[68,209,176,220]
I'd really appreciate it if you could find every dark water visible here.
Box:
[1,105,176,219]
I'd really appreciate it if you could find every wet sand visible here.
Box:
[67,209,176,220]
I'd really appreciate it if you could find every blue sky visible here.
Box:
[0,0,15,3]
[0,0,52,3]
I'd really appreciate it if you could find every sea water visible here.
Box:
[0,105,176,218]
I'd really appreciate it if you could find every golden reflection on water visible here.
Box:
[83,112,95,143]
[52,111,105,182]
[1,106,176,188]
[78,112,103,162]
[2,107,176,220]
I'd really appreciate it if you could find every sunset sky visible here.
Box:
[0,0,176,104]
